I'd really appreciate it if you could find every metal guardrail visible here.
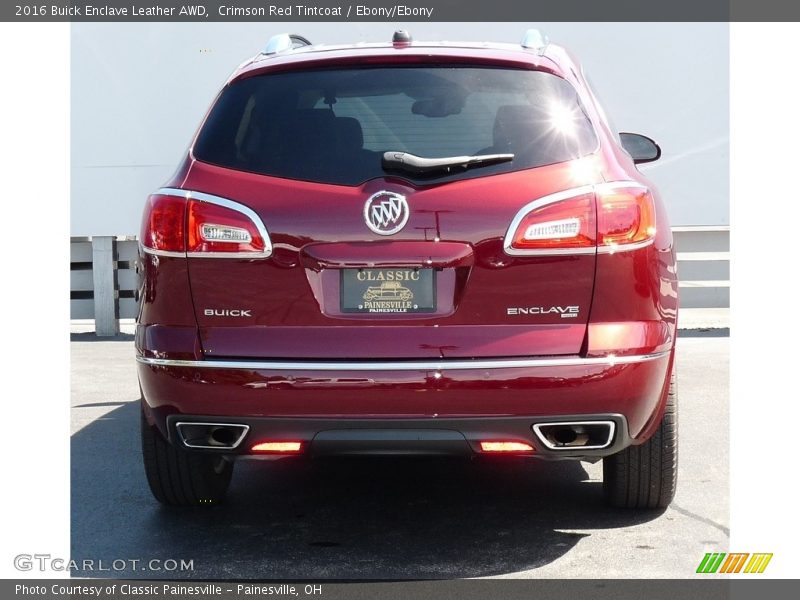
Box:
[70,236,138,336]
[70,227,730,336]
[673,226,730,310]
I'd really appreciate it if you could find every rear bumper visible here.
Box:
[138,350,673,457]
[165,413,632,460]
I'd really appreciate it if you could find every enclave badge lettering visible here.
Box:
[507,306,580,318]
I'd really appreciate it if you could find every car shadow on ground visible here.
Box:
[71,401,664,579]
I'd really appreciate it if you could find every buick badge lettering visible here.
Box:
[204,308,252,317]
[363,191,409,236]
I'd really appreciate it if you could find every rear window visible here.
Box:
[193,66,598,186]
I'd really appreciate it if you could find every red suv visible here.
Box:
[137,30,678,509]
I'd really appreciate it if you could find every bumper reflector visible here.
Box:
[479,441,534,453]
[251,441,303,453]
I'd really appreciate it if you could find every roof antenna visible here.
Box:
[520,29,549,53]
[262,33,312,55]
[392,30,413,47]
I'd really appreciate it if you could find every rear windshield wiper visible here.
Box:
[382,151,514,175]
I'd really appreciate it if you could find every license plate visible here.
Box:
[341,268,436,314]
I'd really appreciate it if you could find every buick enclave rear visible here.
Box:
[137,30,678,509]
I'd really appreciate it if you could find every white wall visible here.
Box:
[71,22,728,236]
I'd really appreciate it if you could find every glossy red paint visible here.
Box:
[179,161,600,352]
[138,355,670,439]
[231,44,563,82]
[136,37,677,459]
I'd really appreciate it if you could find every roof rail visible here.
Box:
[520,29,549,52]
[261,33,312,55]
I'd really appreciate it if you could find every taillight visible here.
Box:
[140,194,186,254]
[140,188,272,258]
[507,189,596,254]
[187,199,267,255]
[504,182,656,256]
[596,185,656,250]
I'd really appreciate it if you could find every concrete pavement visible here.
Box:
[70,335,728,578]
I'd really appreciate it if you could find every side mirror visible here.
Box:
[619,132,661,164]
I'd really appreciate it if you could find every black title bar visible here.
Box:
[4,0,800,22]
[4,579,800,599]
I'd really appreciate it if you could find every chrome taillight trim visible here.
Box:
[596,238,655,254]
[140,187,274,259]
[136,350,670,372]
[503,180,653,257]
[139,244,186,259]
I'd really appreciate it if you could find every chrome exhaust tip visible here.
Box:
[532,421,615,450]
[175,422,250,450]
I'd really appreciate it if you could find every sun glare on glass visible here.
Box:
[549,102,578,136]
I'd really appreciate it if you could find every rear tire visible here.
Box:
[603,371,677,509]
[140,410,233,506]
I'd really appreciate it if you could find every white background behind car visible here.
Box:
[71,22,728,235]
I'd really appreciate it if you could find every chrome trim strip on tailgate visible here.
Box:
[136,350,670,371]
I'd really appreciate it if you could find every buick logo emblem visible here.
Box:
[363,191,409,236]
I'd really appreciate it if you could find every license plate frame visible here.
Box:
[340,268,437,314]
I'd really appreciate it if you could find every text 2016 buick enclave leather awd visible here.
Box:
[137,30,678,508]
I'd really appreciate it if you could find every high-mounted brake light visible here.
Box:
[504,182,656,256]
[140,189,273,258]
[480,441,535,453]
